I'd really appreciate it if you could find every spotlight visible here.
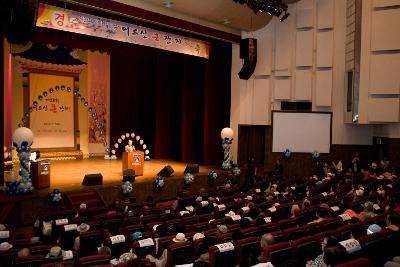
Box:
[233,0,289,21]
[279,11,290,22]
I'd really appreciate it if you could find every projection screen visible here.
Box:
[272,111,332,153]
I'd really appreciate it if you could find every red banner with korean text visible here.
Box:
[36,3,210,59]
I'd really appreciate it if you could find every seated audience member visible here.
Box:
[307,236,339,267]
[171,192,183,211]
[73,223,90,251]
[387,213,400,232]
[17,248,30,258]
[385,257,400,267]
[323,244,348,267]
[258,233,275,262]
[290,204,301,218]
[119,250,137,264]
[216,225,228,236]
[240,217,252,229]
[45,246,63,261]
[309,207,328,224]
[196,235,217,263]
[146,233,187,267]
[359,201,377,221]
[367,223,382,235]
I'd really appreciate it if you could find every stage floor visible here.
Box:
[49,158,212,191]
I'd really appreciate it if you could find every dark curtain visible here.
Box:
[110,43,231,164]
[31,27,231,165]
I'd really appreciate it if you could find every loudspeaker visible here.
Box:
[157,165,174,177]
[82,173,103,186]
[123,169,135,182]
[184,164,199,174]
[238,38,257,80]
[1,0,38,44]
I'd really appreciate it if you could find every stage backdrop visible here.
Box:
[29,73,75,149]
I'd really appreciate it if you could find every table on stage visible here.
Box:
[122,151,144,176]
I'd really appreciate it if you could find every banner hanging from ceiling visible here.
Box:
[36,3,210,59]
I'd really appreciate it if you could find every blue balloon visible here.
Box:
[21,141,28,147]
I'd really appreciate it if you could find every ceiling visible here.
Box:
[112,0,299,34]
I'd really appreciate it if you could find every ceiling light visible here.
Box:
[162,1,174,8]
[279,11,290,22]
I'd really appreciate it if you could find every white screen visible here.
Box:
[272,112,331,153]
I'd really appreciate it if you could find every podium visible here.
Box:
[30,160,50,189]
[122,151,144,176]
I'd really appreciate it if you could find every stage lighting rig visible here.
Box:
[233,0,290,21]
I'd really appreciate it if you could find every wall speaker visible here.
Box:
[184,164,199,174]
[123,169,135,182]
[82,173,103,186]
[1,0,38,44]
[238,38,257,80]
[157,165,174,177]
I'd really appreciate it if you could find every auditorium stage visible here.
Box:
[49,158,213,191]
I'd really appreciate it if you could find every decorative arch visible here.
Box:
[111,132,150,160]
[18,86,109,154]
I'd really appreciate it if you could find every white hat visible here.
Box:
[152,224,160,231]
[46,246,62,259]
[79,203,87,210]
[0,242,12,250]
[226,211,236,217]
[245,196,253,201]
[193,233,205,241]
[173,233,187,242]
[195,196,202,202]
[77,223,90,233]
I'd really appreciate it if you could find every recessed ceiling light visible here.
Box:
[163,1,174,8]
[222,18,232,25]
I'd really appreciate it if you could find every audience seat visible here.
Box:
[105,235,130,259]
[30,244,52,256]
[262,242,292,267]
[155,235,175,257]
[0,249,18,267]
[357,231,390,266]
[78,230,103,257]
[165,241,194,267]
[235,236,261,266]
[15,255,44,267]
[40,260,75,267]
[78,254,111,267]
[208,243,236,267]
[132,239,156,259]
[334,257,373,267]
[291,236,320,266]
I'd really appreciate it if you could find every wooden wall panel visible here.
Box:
[369,53,400,94]
[296,30,314,66]
[295,69,312,100]
[315,69,332,106]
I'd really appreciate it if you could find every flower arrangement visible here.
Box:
[184,173,194,185]
[121,181,133,195]
[283,149,291,159]
[153,175,165,189]
[208,170,218,182]
[311,150,320,159]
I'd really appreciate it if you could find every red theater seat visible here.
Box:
[208,243,236,267]
[165,241,193,267]
[334,257,373,267]
[78,254,111,267]
[262,242,292,267]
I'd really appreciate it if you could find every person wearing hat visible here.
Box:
[146,233,187,267]
[73,223,90,251]
[45,246,63,261]
[131,231,143,241]
[367,224,382,235]
[0,241,12,250]
[359,201,377,221]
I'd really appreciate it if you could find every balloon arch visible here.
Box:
[111,132,151,160]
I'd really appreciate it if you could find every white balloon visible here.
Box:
[126,133,130,137]
[121,135,125,140]
[111,149,116,154]
[143,144,147,149]
[221,127,234,140]
[114,143,119,148]
[136,136,140,141]
[118,138,122,143]
[131,133,135,138]
[145,149,149,155]
[13,127,34,147]
[139,140,144,145]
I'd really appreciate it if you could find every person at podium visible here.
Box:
[125,140,136,152]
